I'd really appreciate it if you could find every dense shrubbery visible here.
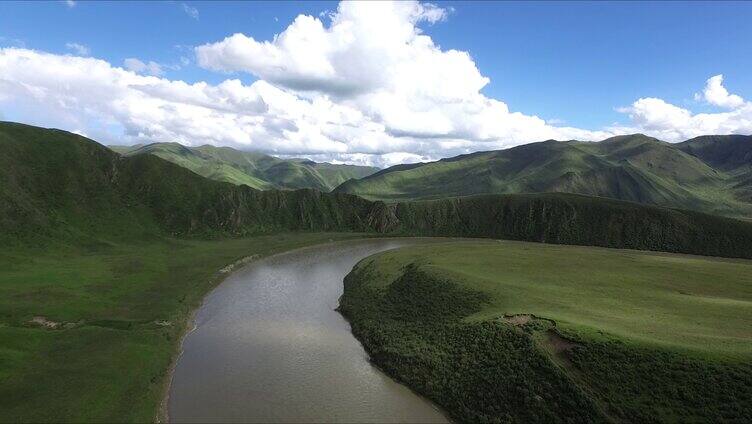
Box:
[568,338,752,422]
[391,193,752,259]
[339,264,602,423]
[340,263,752,423]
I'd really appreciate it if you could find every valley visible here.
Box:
[1,121,751,422]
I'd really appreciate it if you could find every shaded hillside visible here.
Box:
[335,134,752,218]
[4,121,752,260]
[677,135,752,173]
[111,142,378,191]
[0,122,384,246]
[387,193,752,259]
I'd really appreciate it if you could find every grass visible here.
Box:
[0,232,367,422]
[366,240,752,357]
[339,240,752,422]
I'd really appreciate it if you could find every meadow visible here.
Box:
[0,233,366,422]
[339,240,752,422]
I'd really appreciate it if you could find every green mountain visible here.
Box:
[110,142,378,191]
[4,121,752,260]
[335,134,752,218]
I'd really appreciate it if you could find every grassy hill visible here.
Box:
[335,134,752,218]
[111,142,378,191]
[340,241,752,422]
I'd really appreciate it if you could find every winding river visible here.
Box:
[168,239,447,423]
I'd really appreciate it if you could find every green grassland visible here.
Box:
[111,142,378,191]
[0,232,367,422]
[335,134,752,219]
[339,241,752,422]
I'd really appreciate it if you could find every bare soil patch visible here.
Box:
[29,316,60,329]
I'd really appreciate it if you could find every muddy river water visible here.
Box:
[168,239,448,423]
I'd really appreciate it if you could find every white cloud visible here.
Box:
[194,1,612,158]
[0,1,750,168]
[694,74,745,109]
[182,3,199,20]
[65,42,90,56]
[124,58,164,76]
[64,0,76,8]
[617,86,751,141]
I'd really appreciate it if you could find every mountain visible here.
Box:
[110,142,378,191]
[4,121,752,260]
[677,135,752,173]
[335,134,752,218]
[0,122,387,247]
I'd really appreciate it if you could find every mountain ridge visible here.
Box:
[4,121,752,260]
[335,133,752,218]
[110,142,379,191]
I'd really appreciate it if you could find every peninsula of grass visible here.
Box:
[0,233,368,422]
[338,240,752,422]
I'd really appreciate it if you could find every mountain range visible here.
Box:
[335,134,752,219]
[110,143,378,191]
[3,121,752,260]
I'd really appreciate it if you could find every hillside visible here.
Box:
[335,134,752,218]
[0,123,394,248]
[111,142,378,191]
[4,122,752,260]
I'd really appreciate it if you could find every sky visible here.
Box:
[1,1,751,167]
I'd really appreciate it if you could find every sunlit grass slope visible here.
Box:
[113,142,378,191]
[336,134,752,218]
[360,240,752,356]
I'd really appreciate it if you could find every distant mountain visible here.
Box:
[335,134,752,218]
[110,143,379,191]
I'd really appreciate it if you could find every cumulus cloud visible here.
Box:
[194,1,612,158]
[182,3,199,20]
[124,58,164,76]
[65,42,89,56]
[694,74,745,109]
[0,1,750,168]
[618,88,752,141]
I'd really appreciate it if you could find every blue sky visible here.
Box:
[1,1,750,165]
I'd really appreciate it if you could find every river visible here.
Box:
[168,239,448,423]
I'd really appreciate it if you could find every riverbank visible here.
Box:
[0,233,368,422]
[339,240,752,422]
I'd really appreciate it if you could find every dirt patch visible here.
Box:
[544,329,579,354]
[503,314,533,326]
[29,316,60,329]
